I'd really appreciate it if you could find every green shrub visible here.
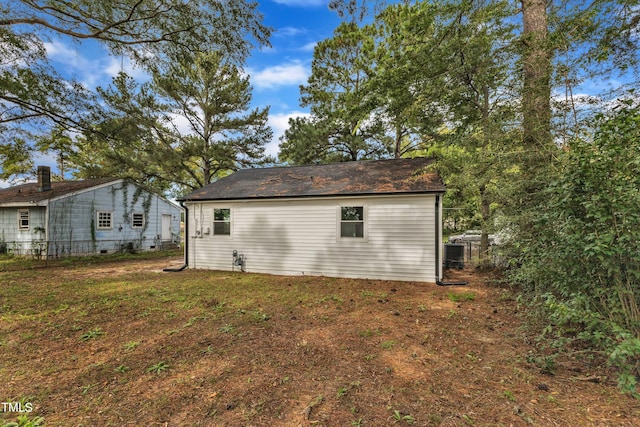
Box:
[511,100,640,396]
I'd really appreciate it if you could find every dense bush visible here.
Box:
[512,101,640,396]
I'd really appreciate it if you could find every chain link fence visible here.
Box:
[444,241,506,269]
[0,237,181,260]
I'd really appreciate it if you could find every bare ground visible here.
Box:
[1,256,639,426]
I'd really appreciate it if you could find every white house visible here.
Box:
[179,158,446,283]
[0,166,182,257]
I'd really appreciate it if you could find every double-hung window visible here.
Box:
[340,206,364,238]
[18,209,29,230]
[213,208,231,235]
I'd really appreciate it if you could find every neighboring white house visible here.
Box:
[0,166,182,257]
[179,158,446,283]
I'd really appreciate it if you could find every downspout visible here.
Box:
[163,200,188,272]
[44,200,49,265]
[435,194,442,285]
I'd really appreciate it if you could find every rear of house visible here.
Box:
[180,158,445,283]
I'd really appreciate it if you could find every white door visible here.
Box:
[161,214,172,241]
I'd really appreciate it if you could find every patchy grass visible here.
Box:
[447,291,476,302]
[1,256,639,426]
[0,249,181,272]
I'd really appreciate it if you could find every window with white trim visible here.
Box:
[97,211,113,230]
[340,206,364,238]
[132,212,145,228]
[18,209,29,230]
[213,208,231,235]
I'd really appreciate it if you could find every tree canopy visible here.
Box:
[0,0,271,182]
[77,52,271,195]
[280,22,387,164]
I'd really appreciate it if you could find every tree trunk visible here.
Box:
[394,124,402,159]
[479,183,491,268]
[479,85,491,266]
[203,158,212,186]
[521,0,552,153]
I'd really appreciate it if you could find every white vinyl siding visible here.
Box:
[187,194,438,282]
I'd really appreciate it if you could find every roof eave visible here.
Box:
[179,189,446,203]
[0,201,48,208]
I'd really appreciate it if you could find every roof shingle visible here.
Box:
[180,158,444,201]
[0,178,119,205]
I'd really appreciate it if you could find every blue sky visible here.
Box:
[246,0,344,157]
[41,0,344,162]
[15,0,634,186]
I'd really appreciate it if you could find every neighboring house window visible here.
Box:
[340,206,364,238]
[132,213,145,228]
[213,208,231,235]
[18,209,29,230]
[97,211,113,229]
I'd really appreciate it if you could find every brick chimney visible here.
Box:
[37,166,52,192]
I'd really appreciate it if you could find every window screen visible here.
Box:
[213,208,231,235]
[340,206,364,238]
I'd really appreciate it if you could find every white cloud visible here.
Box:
[552,90,602,108]
[44,39,148,88]
[266,111,310,157]
[299,42,317,52]
[104,57,145,79]
[44,40,101,87]
[272,0,326,6]
[166,113,195,136]
[249,61,309,90]
[276,27,306,37]
[44,40,78,61]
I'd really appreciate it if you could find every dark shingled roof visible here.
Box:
[180,157,444,201]
[0,178,119,205]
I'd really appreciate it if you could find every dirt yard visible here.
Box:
[1,255,638,426]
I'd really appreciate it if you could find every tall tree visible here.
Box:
[328,0,385,23]
[370,1,451,159]
[369,0,520,258]
[81,52,272,193]
[443,0,519,261]
[0,0,271,181]
[507,0,640,251]
[521,0,552,153]
[35,125,75,179]
[280,22,387,164]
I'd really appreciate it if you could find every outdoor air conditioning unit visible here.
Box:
[444,243,465,270]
